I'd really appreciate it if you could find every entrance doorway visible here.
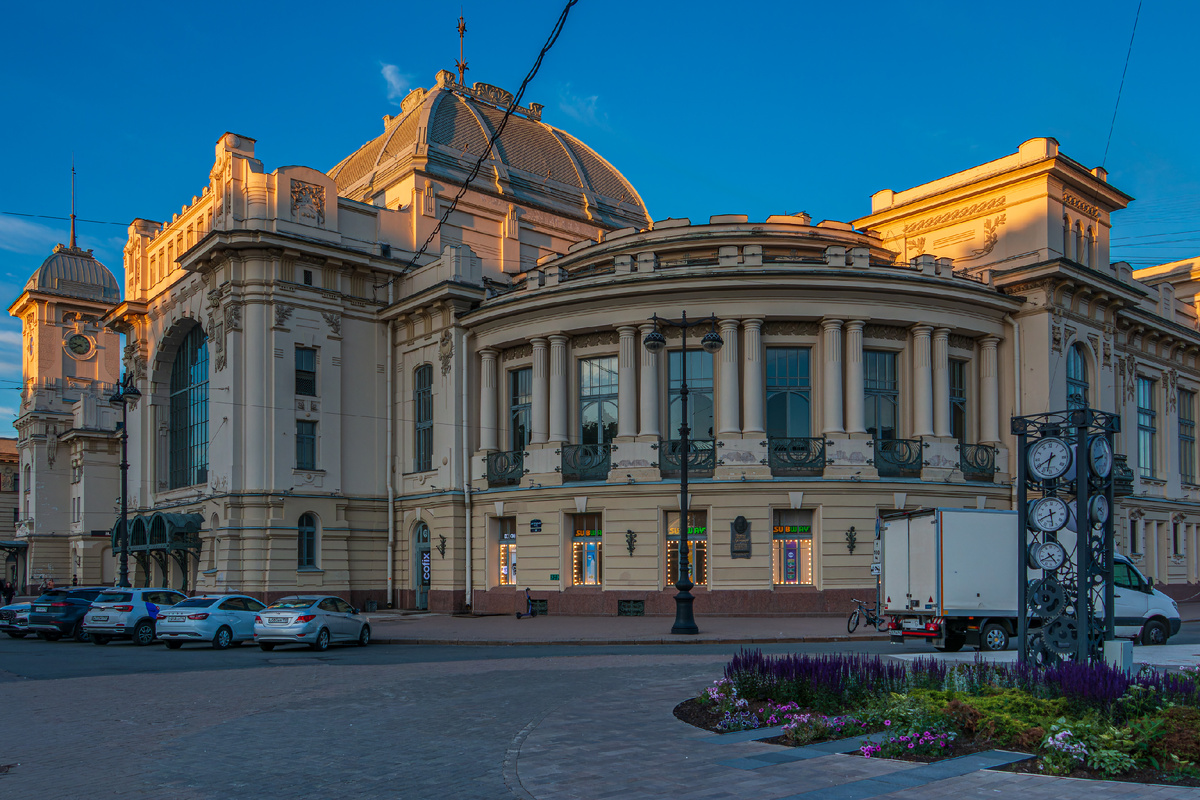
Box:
[415,522,431,610]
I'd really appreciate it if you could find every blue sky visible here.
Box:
[2,1,1197,437]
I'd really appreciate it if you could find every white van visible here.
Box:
[1113,554,1181,645]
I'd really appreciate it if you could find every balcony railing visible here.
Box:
[957,443,997,482]
[763,437,827,476]
[558,443,612,482]
[657,438,716,478]
[1113,453,1135,498]
[486,449,525,487]
[871,438,924,478]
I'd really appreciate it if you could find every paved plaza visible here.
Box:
[3,623,1200,799]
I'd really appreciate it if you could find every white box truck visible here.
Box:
[880,508,1181,651]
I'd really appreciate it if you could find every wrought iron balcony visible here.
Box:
[486,449,525,487]
[657,438,716,478]
[558,443,612,482]
[957,442,997,482]
[763,437,827,476]
[1113,453,1135,498]
[871,438,924,478]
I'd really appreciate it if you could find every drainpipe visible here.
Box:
[1005,313,1021,511]
[460,326,473,609]
[386,283,396,608]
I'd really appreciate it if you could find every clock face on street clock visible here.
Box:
[66,334,91,356]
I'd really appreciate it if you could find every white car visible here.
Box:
[1112,555,1181,644]
[156,594,268,649]
[253,595,370,651]
[83,588,187,645]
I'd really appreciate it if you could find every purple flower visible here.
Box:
[884,720,891,726]
[908,743,915,749]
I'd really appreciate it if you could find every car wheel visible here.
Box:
[72,622,91,643]
[164,641,183,650]
[212,626,233,650]
[310,628,330,652]
[133,620,155,646]
[1141,618,1169,646]
[357,625,370,647]
[90,634,110,645]
[259,643,275,651]
[6,632,27,639]
[979,623,1010,652]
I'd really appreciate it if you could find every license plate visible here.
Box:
[268,617,289,624]
[166,615,184,622]
[92,616,109,622]
[34,605,47,612]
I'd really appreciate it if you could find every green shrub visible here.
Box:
[962,690,1069,746]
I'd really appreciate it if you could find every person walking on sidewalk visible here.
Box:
[516,588,538,619]
[2,580,13,605]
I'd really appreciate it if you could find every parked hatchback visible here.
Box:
[83,588,187,645]
[253,595,370,651]
[157,594,268,649]
[1,602,31,638]
[28,588,105,642]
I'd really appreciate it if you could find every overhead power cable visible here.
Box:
[372,0,579,301]
[1101,0,1143,169]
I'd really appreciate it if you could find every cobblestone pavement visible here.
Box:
[3,649,1200,799]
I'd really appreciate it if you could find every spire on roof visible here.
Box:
[456,12,469,86]
[69,159,77,250]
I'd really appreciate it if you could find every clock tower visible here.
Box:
[8,233,122,592]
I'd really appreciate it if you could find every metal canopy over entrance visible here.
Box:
[112,513,203,591]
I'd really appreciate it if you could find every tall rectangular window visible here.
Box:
[296,421,317,470]
[1137,376,1157,478]
[498,517,517,586]
[773,509,814,585]
[949,359,968,441]
[766,347,811,438]
[668,351,714,440]
[295,348,317,396]
[665,510,708,586]
[1181,389,1196,484]
[864,350,899,440]
[579,357,618,445]
[571,512,603,586]
[509,368,532,450]
[414,365,433,472]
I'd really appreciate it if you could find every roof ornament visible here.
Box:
[456,12,468,86]
[69,158,77,250]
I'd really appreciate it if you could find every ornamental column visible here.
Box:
[932,327,951,438]
[530,337,549,444]
[479,348,499,452]
[821,319,844,435]
[718,319,741,436]
[638,323,661,438]
[844,320,866,434]
[979,335,1000,444]
[912,324,934,438]
[617,326,639,439]
[549,334,569,444]
[742,319,765,435]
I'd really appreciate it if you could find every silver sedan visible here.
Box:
[157,595,268,649]
[253,595,370,651]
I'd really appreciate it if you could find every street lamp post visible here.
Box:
[109,372,141,588]
[642,311,723,635]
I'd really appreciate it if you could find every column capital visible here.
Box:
[742,318,763,329]
[530,336,549,348]
[911,323,934,336]
[979,334,1001,348]
[932,327,951,337]
[821,317,845,330]
[616,325,639,336]
[478,347,500,359]
[548,333,570,345]
[638,321,657,334]
[718,318,741,331]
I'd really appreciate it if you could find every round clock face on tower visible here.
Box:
[1088,435,1113,478]
[1028,496,1070,532]
[1033,540,1067,571]
[1089,494,1110,525]
[65,334,92,357]
[1027,437,1072,482]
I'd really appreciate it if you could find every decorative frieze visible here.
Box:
[762,321,820,337]
[571,330,619,349]
[863,324,907,342]
[290,180,326,225]
[502,343,533,362]
[1063,191,1101,219]
[948,333,975,351]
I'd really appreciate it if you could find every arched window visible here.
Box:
[169,326,209,488]
[298,513,317,569]
[413,365,433,472]
[1067,343,1089,410]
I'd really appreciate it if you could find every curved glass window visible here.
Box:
[298,513,317,569]
[579,357,618,445]
[169,326,209,488]
[1066,344,1089,410]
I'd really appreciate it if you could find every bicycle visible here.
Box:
[847,598,888,633]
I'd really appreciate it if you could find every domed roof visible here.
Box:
[329,74,649,230]
[24,243,121,303]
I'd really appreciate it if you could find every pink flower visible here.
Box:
[908,743,915,749]
[884,720,891,726]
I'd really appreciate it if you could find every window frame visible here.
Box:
[497,517,517,586]
[667,350,715,441]
[296,420,317,471]
[509,367,532,451]
[1137,376,1157,479]
[168,325,210,489]
[1181,388,1196,485]
[765,346,812,439]
[664,510,708,587]
[578,356,619,446]
[297,513,318,569]
[413,364,434,473]
[864,349,899,440]
[570,512,604,586]
[295,347,317,397]
[1066,343,1089,410]
[949,358,968,442]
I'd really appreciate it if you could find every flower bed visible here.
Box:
[673,650,1200,786]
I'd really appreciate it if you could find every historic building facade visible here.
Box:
[10,70,1200,610]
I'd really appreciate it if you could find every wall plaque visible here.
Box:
[730,515,752,559]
